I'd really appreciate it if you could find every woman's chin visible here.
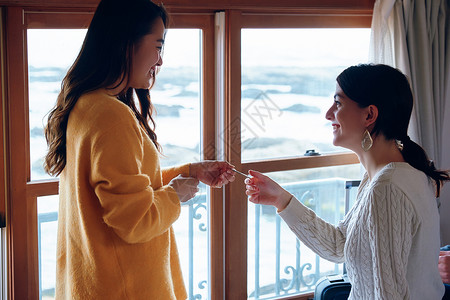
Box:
[134,82,151,90]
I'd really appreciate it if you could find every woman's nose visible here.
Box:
[157,55,163,66]
[325,106,334,120]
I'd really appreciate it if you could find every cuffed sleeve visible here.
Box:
[162,163,190,185]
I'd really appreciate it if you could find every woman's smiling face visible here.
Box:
[325,83,369,152]
[128,17,165,90]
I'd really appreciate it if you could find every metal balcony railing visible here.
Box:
[38,177,355,300]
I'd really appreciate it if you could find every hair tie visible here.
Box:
[429,160,435,169]
[395,135,410,151]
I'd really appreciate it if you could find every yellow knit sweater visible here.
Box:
[55,89,188,299]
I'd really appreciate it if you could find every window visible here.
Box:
[222,11,371,299]
[241,28,370,161]
[28,29,87,180]
[28,26,210,299]
[154,28,210,299]
[5,7,217,299]
[3,2,374,299]
[247,167,361,298]
[241,28,369,298]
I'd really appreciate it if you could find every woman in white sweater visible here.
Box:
[245,64,449,299]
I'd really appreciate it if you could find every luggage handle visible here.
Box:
[326,274,345,283]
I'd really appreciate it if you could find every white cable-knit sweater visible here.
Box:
[279,162,444,299]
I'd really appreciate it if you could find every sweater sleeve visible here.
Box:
[90,115,182,244]
[161,164,190,185]
[367,183,418,299]
[279,196,347,263]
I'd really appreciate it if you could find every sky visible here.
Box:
[27,28,200,68]
[27,28,370,69]
[241,28,371,67]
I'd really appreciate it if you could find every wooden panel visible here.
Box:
[165,0,375,9]
[241,13,372,28]
[26,11,93,28]
[25,11,217,30]
[0,0,375,10]
[5,6,39,299]
[26,197,39,300]
[209,187,224,300]
[0,0,100,8]
[26,179,59,198]
[192,13,225,300]
[0,7,7,229]
[169,12,214,28]
[242,152,360,173]
[224,9,248,299]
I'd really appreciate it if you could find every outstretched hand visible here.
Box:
[245,170,292,211]
[168,175,200,203]
[189,161,235,188]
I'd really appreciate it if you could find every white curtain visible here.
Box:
[369,0,449,168]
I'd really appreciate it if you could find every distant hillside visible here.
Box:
[29,65,346,98]
[242,66,345,97]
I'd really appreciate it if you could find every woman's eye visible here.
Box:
[334,100,341,107]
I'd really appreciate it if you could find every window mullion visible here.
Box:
[223,9,248,299]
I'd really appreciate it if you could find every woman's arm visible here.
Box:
[279,197,347,263]
[162,161,235,187]
[90,118,184,243]
[245,170,346,263]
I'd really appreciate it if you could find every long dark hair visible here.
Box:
[337,63,449,197]
[44,0,168,176]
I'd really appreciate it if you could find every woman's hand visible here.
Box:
[189,161,235,188]
[168,175,200,203]
[245,170,292,211]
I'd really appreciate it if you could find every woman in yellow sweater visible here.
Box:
[43,0,235,298]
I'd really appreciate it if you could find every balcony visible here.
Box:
[37,177,358,299]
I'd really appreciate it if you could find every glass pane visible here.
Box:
[153,29,201,167]
[27,28,201,175]
[27,29,87,180]
[158,29,209,299]
[247,164,361,299]
[37,195,59,300]
[173,187,209,299]
[241,28,371,162]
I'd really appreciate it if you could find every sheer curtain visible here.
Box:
[369,0,449,167]
[369,0,450,244]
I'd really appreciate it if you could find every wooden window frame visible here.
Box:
[4,7,218,300]
[1,7,7,231]
[223,10,371,300]
[1,1,374,299]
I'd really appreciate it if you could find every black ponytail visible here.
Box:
[400,137,449,197]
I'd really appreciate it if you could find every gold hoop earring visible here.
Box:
[361,129,373,152]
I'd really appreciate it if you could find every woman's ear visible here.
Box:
[364,104,378,127]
